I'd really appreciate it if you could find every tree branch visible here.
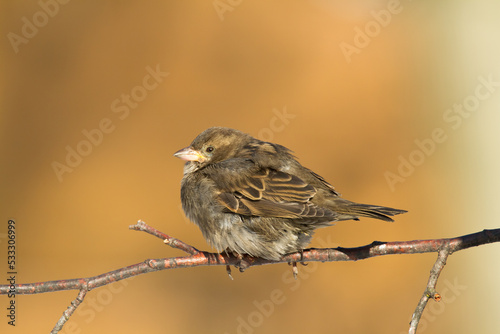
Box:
[1,220,499,333]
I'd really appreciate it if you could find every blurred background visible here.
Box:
[2,1,500,333]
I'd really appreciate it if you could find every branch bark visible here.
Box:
[1,220,499,333]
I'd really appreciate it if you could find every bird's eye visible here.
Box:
[205,146,214,153]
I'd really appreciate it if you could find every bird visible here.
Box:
[174,127,406,263]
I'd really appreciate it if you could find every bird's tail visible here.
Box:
[332,198,407,222]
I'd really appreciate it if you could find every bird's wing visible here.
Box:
[305,168,340,196]
[209,160,336,219]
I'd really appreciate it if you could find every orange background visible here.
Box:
[2,1,500,333]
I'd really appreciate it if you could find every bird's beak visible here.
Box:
[173,146,206,162]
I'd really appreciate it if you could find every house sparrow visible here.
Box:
[174,127,406,262]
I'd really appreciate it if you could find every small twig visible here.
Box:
[51,287,88,334]
[409,248,449,334]
[129,220,200,255]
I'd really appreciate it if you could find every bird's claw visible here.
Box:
[290,262,299,280]
[226,265,234,280]
[223,250,253,277]
[287,249,308,279]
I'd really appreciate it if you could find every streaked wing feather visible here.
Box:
[216,168,336,220]
[307,168,339,195]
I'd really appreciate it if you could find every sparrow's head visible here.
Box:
[174,127,253,168]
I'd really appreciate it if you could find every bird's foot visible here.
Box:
[236,254,253,273]
[287,249,309,279]
[222,250,254,278]
[300,249,308,266]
